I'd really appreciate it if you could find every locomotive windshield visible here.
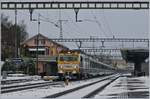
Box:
[59,55,79,61]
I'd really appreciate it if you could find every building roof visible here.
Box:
[21,33,69,50]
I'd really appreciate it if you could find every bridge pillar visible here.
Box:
[134,61,142,76]
[121,49,149,76]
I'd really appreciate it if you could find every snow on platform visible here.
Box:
[95,76,149,99]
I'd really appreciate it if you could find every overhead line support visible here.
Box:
[1,1,149,9]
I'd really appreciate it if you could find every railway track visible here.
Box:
[1,74,119,94]
[1,74,114,94]
[1,79,33,85]
[1,74,111,85]
[1,81,63,94]
[82,76,119,98]
[45,74,120,98]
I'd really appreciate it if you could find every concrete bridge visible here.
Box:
[121,48,149,76]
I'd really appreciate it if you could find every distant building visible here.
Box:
[112,59,128,69]
[21,34,69,75]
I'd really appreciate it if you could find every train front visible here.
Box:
[57,51,80,79]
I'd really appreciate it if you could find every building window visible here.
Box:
[41,40,45,44]
[34,39,37,44]
[46,48,49,55]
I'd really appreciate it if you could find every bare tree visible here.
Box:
[1,14,28,61]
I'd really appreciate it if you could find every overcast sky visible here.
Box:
[1,0,149,51]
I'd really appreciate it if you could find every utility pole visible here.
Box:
[36,14,40,75]
[133,41,134,48]
[29,9,40,75]
[90,36,96,55]
[0,22,1,63]
[58,10,68,39]
[58,19,68,39]
[59,20,63,39]
[15,9,18,58]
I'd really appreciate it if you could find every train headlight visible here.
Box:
[72,71,76,73]
[58,65,63,68]
[74,65,79,68]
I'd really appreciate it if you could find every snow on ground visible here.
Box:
[95,76,129,98]
[1,80,52,87]
[57,79,112,99]
[1,75,113,99]
[2,74,148,99]
[137,76,149,88]
[95,76,149,99]
[2,75,41,81]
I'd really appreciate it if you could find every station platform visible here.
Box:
[95,75,149,99]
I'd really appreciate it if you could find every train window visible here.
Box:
[59,55,78,61]
[102,65,105,69]
[60,57,64,61]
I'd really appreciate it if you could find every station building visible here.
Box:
[21,34,69,75]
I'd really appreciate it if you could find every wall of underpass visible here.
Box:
[141,61,149,76]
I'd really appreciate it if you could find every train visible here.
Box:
[57,50,117,80]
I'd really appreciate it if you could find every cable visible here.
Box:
[18,11,58,27]
[65,10,104,52]
[19,9,99,39]
[101,10,114,37]
[61,12,89,48]
[39,18,59,27]
[65,13,87,36]
[39,11,76,47]
[31,10,75,38]
[90,10,109,37]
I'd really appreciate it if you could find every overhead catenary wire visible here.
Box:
[17,10,109,38]
[64,12,101,48]
[59,11,89,48]
[18,10,73,39]
[101,10,114,37]
[37,12,77,48]
[65,12,88,36]
[17,11,144,50]
[17,11,58,28]
[90,11,122,58]
[65,13,86,37]
[33,11,77,39]
[90,11,109,38]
